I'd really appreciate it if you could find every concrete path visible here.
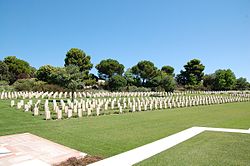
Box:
[0,133,86,166]
[89,127,250,166]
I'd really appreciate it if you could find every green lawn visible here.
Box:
[136,131,250,166]
[0,100,250,161]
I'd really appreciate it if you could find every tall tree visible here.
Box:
[108,75,127,91]
[49,65,85,99]
[64,48,93,72]
[176,59,205,86]
[161,75,176,92]
[124,68,136,86]
[3,56,33,84]
[36,65,56,82]
[49,65,83,87]
[64,65,85,94]
[213,69,236,90]
[96,59,124,80]
[29,67,37,78]
[147,70,176,92]
[235,77,248,90]
[147,70,163,88]
[0,61,9,81]
[203,74,216,90]
[131,60,157,85]
[161,65,175,76]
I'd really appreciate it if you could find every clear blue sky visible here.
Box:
[0,0,249,80]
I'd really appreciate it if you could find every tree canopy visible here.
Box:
[207,69,236,90]
[147,70,176,92]
[161,75,176,92]
[49,65,84,89]
[0,53,249,92]
[131,60,157,85]
[36,65,56,82]
[124,68,135,86]
[161,65,175,76]
[108,75,127,91]
[235,77,249,90]
[203,74,215,90]
[0,60,9,81]
[176,59,205,86]
[3,56,34,84]
[65,48,93,72]
[96,59,124,80]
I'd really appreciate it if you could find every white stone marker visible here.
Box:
[132,105,136,112]
[64,106,68,113]
[87,108,91,116]
[11,100,15,107]
[45,111,51,120]
[96,107,100,116]
[68,109,72,118]
[33,107,39,116]
[119,106,123,114]
[57,109,62,120]
[78,109,82,117]
[24,104,29,112]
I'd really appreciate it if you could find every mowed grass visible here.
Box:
[136,131,250,166]
[0,100,250,159]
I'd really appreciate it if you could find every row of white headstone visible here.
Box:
[11,94,250,120]
[2,90,250,99]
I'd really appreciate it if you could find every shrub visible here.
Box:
[161,75,176,92]
[0,80,14,92]
[125,85,151,92]
[35,83,65,92]
[108,75,127,91]
[13,79,35,91]
[13,78,65,92]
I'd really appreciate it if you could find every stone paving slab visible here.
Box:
[0,133,86,166]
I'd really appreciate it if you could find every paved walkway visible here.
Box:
[89,127,250,166]
[0,133,86,166]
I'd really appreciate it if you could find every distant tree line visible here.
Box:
[0,48,249,92]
